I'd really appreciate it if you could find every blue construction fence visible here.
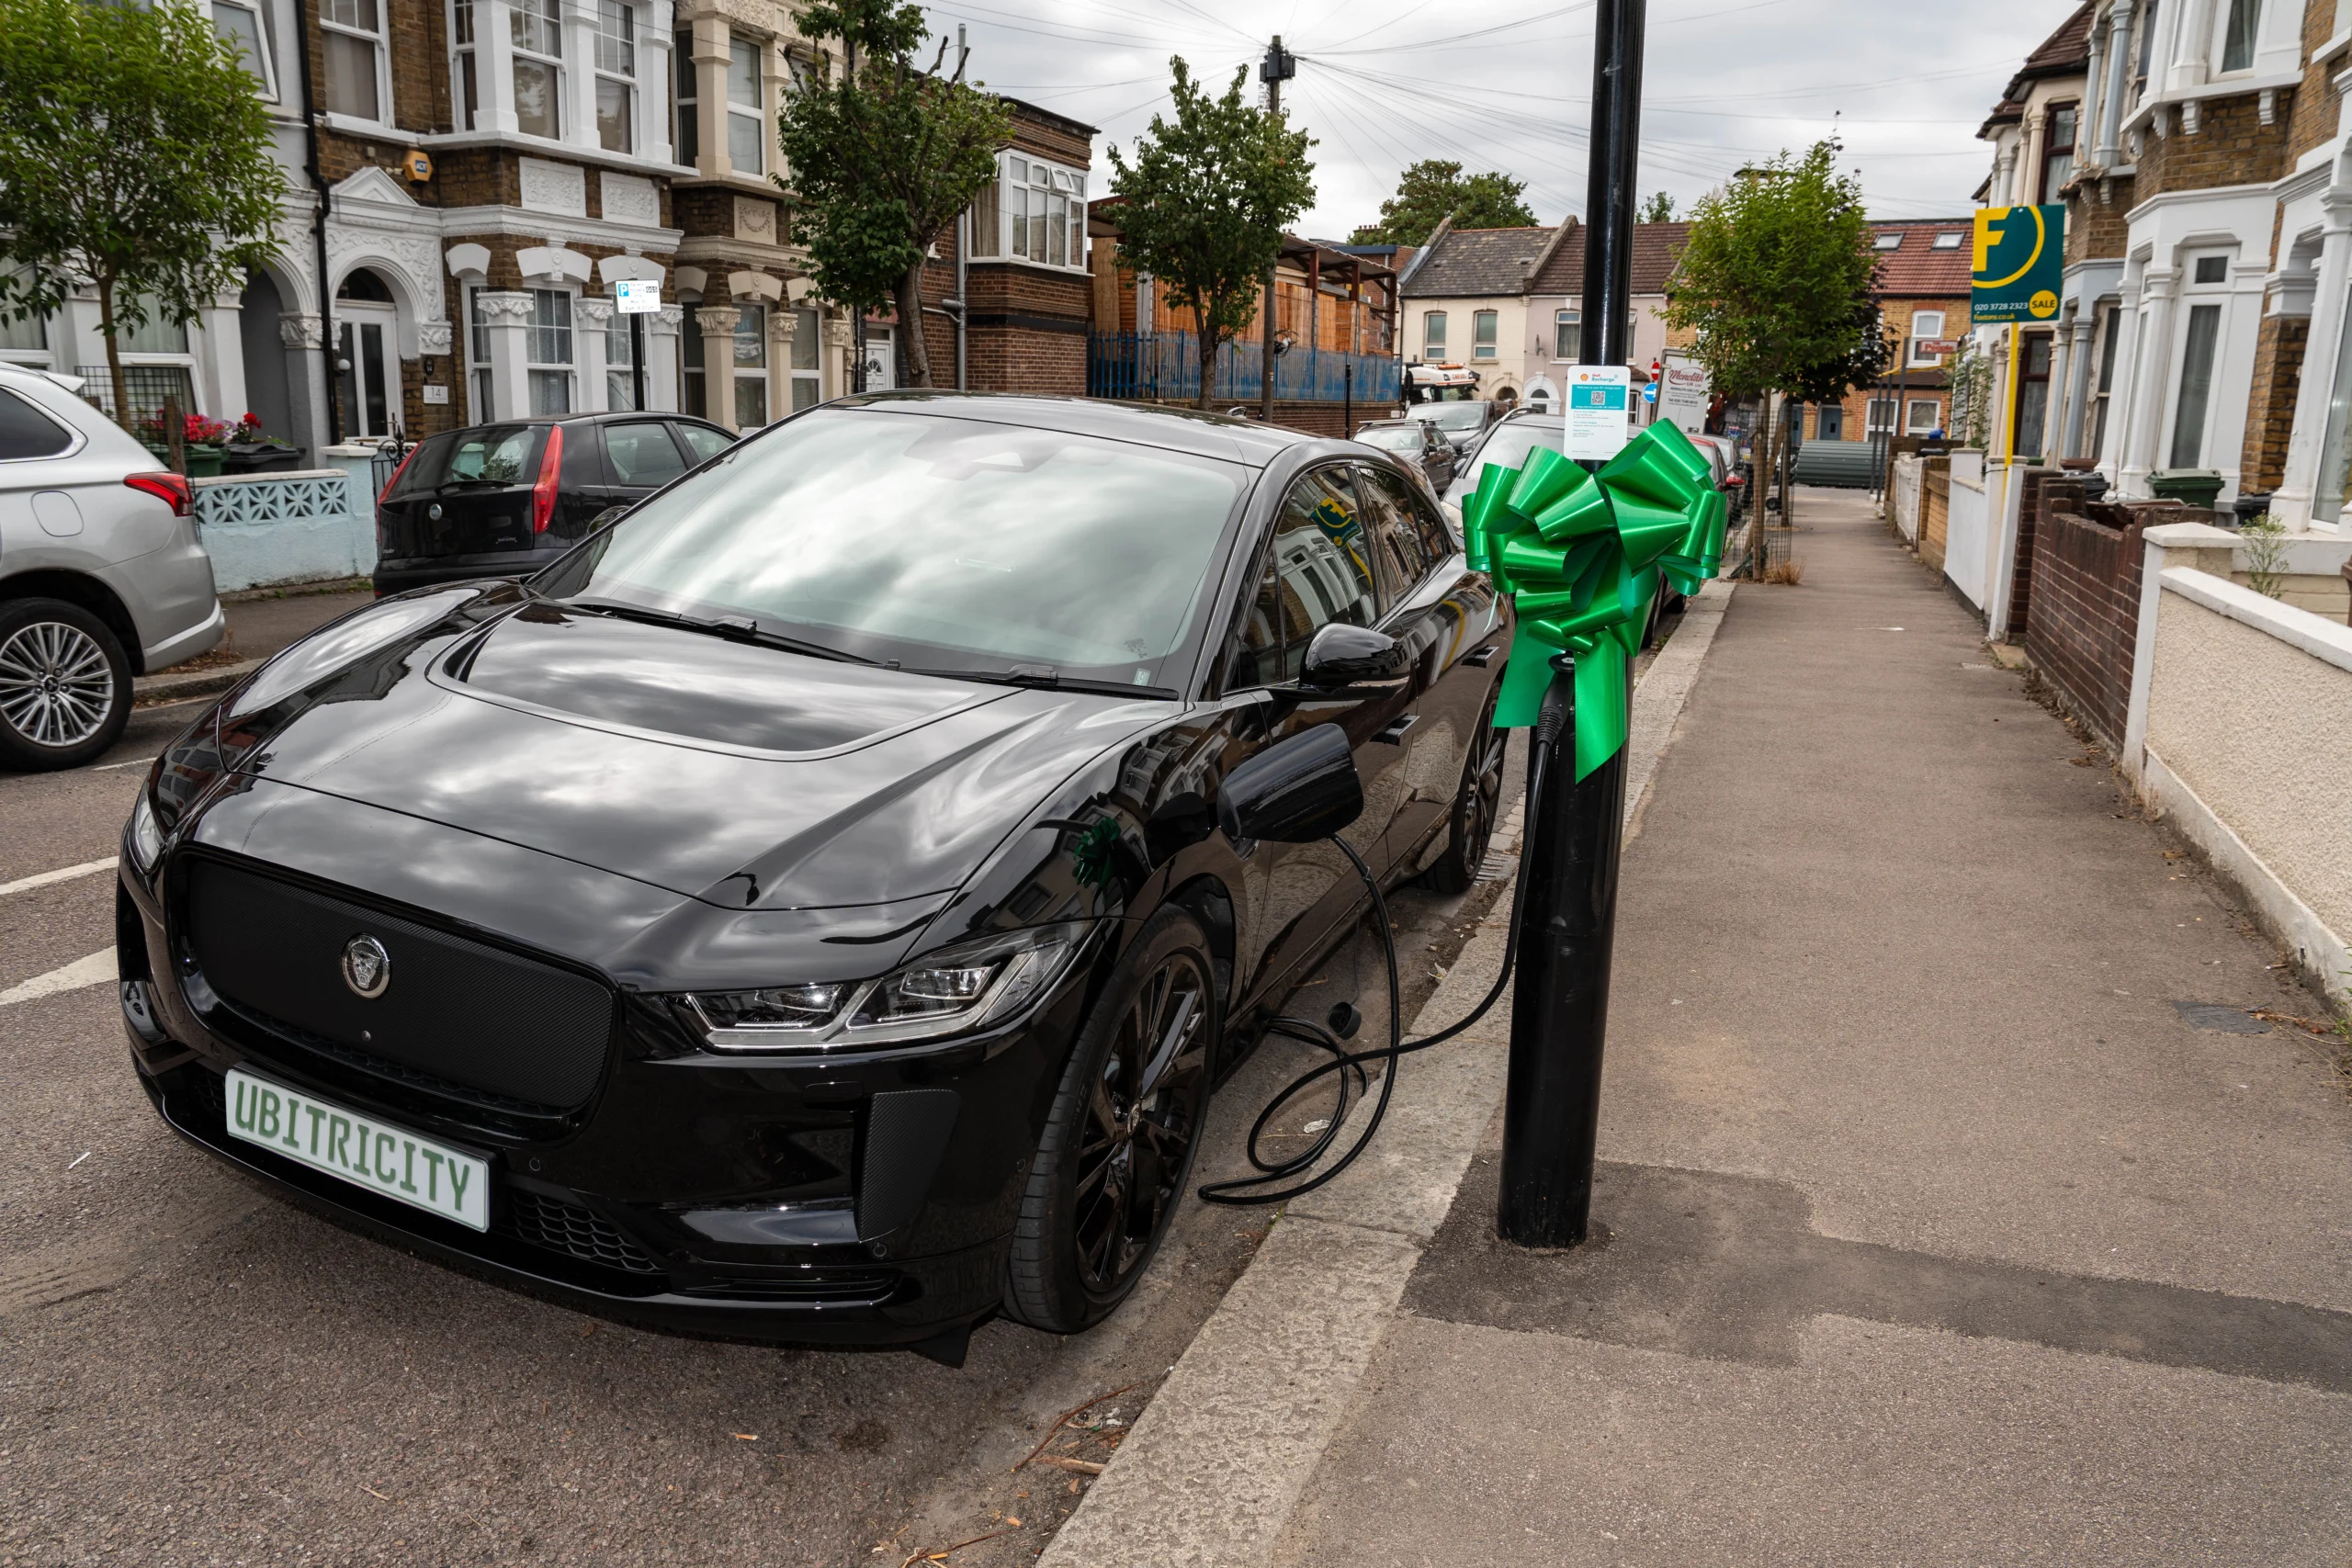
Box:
[1088,331,1400,406]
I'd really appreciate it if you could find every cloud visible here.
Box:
[922,0,2065,231]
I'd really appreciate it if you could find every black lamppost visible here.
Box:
[1497,0,1646,1249]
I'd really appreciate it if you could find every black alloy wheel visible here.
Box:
[0,598,132,773]
[1420,685,1507,895]
[1005,907,1216,1332]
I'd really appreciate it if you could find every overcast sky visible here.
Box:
[917,0,2074,234]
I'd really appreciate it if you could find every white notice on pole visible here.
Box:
[615,279,661,314]
[1562,365,1633,461]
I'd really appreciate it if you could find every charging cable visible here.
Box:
[1198,697,1561,1208]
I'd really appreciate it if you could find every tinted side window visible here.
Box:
[560,424,602,487]
[1227,547,1283,691]
[673,422,733,463]
[0,388,72,460]
[1267,466,1378,681]
[1356,464,1441,596]
[605,420,687,485]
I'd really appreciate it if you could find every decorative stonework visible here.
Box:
[601,172,662,230]
[734,196,776,243]
[280,313,324,349]
[651,306,684,333]
[825,317,852,348]
[575,297,618,329]
[323,167,452,354]
[519,158,589,218]
[418,322,454,355]
[696,305,743,334]
[474,290,537,322]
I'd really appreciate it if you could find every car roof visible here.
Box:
[824,391,1314,468]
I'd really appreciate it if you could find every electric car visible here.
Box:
[119,394,1511,1357]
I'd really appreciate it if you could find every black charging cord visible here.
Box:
[1198,710,1558,1208]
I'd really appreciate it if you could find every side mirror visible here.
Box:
[1217,724,1363,845]
[1299,623,1407,690]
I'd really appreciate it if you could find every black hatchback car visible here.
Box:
[374,412,735,596]
[119,395,1511,1358]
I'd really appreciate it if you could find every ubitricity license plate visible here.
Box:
[223,1067,490,1231]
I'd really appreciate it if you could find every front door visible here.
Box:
[862,327,896,391]
[337,303,401,438]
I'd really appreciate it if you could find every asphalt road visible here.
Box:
[0,686,1532,1568]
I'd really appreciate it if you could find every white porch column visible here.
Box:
[2122,268,2179,496]
[825,310,851,400]
[2272,195,2352,531]
[574,296,615,412]
[198,292,246,421]
[2061,310,2098,457]
[2096,3,2133,164]
[697,304,740,430]
[692,18,729,180]
[479,0,521,133]
[279,312,327,458]
[644,305,682,412]
[475,290,534,420]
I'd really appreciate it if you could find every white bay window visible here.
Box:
[511,0,562,140]
[727,37,764,175]
[322,0,387,121]
[594,0,636,153]
[967,152,1086,270]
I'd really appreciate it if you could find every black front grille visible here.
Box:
[184,859,615,1112]
[503,1189,663,1275]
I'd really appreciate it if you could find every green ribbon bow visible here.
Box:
[1459,421,1727,781]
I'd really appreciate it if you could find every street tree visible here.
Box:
[1641,191,1676,222]
[1107,59,1315,411]
[1352,160,1535,245]
[0,0,284,432]
[1663,141,1886,567]
[776,0,1011,388]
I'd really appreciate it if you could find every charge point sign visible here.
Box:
[1564,365,1633,460]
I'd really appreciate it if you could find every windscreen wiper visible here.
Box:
[914,665,1176,698]
[566,598,877,665]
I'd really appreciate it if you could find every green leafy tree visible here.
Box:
[1663,141,1886,565]
[1641,190,1676,223]
[1107,59,1315,411]
[776,0,1012,388]
[0,0,285,432]
[1352,160,1535,245]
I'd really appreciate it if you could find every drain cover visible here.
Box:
[2171,1001,2270,1034]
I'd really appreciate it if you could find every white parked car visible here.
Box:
[0,363,222,770]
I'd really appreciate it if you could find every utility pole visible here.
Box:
[1498,0,1645,1250]
[1259,36,1295,423]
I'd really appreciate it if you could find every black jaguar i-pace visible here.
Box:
[118,394,1511,1355]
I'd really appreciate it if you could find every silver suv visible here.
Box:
[0,363,222,770]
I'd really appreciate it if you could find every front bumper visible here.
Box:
[119,863,1100,1348]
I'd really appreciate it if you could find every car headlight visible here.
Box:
[126,792,162,874]
[680,922,1094,1053]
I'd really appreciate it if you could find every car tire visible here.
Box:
[1419,683,1507,895]
[1003,906,1217,1334]
[0,597,132,773]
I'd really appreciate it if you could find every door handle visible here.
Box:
[1464,645,1499,667]
[1374,715,1419,745]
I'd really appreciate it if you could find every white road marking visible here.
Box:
[0,859,117,898]
[0,949,117,1008]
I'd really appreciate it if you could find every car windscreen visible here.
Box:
[1354,426,1424,454]
[1414,404,1487,432]
[1445,422,1560,501]
[390,424,547,496]
[535,408,1252,689]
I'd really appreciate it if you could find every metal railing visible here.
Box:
[1088,332,1399,406]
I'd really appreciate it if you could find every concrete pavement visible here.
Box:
[1050,489,2352,1566]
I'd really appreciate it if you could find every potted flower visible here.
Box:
[220,412,304,473]
[181,412,231,478]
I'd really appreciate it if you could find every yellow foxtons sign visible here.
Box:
[1971,205,2065,323]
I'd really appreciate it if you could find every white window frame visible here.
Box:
[1472,309,1498,361]
[1932,231,1965,250]
[2165,250,2233,470]
[1905,398,1941,434]
[211,0,278,101]
[727,35,765,176]
[605,297,637,410]
[1873,231,1905,252]
[967,151,1089,272]
[1865,396,1897,433]
[593,0,637,154]
[1908,310,1948,367]
[526,286,575,414]
[1553,308,1578,361]
[673,28,697,164]
[732,301,769,428]
[787,305,821,412]
[452,0,481,130]
[467,287,495,423]
[509,0,565,141]
[320,0,390,126]
[1423,310,1447,359]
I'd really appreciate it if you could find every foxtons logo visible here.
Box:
[1971,205,2065,323]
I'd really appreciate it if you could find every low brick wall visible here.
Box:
[2022,496,2199,748]
[2003,468,2077,640]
